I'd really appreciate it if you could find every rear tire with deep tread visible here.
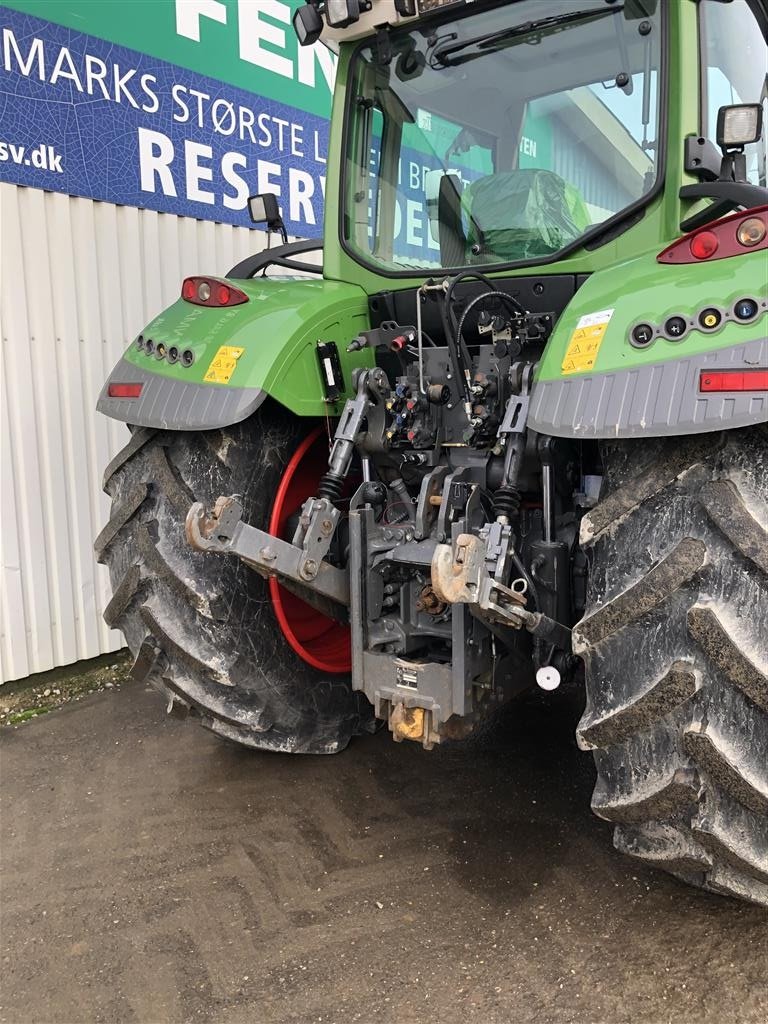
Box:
[96,404,374,753]
[575,425,768,907]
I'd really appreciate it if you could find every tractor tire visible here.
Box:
[575,425,768,907]
[96,403,374,753]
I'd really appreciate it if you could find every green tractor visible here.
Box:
[96,0,768,906]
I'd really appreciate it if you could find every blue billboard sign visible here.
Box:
[0,5,329,235]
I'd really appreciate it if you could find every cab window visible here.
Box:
[344,0,663,273]
[519,71,658,225]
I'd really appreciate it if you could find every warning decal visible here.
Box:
[203,346,245,385]
[561,309,614,375]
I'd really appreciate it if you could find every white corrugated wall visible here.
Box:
[0,183,270,683]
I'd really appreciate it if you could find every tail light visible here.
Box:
[658,205,768,264]
[108,383,143,398]
[699,369,768,392]
[181,277,248,307]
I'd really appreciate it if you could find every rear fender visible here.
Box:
[529,245,767,438]
[97,277,374,429]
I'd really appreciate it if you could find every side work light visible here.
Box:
[293,3,323,46]
[325,0,362,29]
[717,104,763,149]
[327,0,374,28]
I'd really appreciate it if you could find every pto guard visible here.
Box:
[529,243,768,438]
[97,276,374,429]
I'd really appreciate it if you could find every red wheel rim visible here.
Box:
[268,427,352,674]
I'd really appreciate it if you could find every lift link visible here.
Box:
[318,365,389,499]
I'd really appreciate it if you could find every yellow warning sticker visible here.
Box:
[203,346,245,384]
[561,308,614,375]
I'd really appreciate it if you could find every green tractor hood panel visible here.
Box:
[97,277,374,429]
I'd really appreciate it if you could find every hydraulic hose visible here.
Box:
[439,296,473,414]
[446,271,498,367]
[453,290,528,419]
[438,272,501,412]
[512,550,539,612]
[455,290,527,355]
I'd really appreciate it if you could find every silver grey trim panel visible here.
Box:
[97,357,266,430]
[529,338,768,439]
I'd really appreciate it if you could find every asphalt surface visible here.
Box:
[1,680,765,1024]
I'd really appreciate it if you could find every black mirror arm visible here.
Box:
[679,181,768,233]
[227,238,323,279]
[268,217,289,245]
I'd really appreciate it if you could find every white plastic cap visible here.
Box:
[536,666,561,691]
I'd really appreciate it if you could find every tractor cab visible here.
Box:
[293,0,766,281]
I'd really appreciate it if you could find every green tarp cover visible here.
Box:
[464,170,590,261]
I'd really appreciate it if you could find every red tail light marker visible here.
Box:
[108,383,143,399]
[181,277,248,307]
[699,369,768,392]
[658,205,768,264]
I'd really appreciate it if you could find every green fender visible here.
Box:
[97,277,375,429]
[529,245,768,438]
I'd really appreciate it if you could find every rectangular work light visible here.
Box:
[293,3,323,46]
[717,104,763,149]
[325,0,362,28]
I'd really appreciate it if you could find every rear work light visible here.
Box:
[658,205,768,264]
[181,277,248,307]
[108,383,143,399]
[699,369,768,392]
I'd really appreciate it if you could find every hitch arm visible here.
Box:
[432,533,572,651]
[185,496,350,608]
[184,370,393,616]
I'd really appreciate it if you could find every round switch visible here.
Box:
[630,323,654,347]
[698,308,722,331]
[664,315,688,340]
[734,298,759,322]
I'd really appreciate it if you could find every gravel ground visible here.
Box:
[0,677,765,1024]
